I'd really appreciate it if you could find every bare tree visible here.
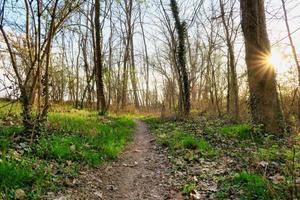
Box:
[0,0,82,137]
[219,0,239,121]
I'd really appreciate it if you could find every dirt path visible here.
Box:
[48,120,177,200]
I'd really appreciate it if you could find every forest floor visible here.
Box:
[0,100,299,200]
[48,120,182,200]
[145,117,300,200]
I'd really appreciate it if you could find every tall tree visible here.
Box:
[219,0,239,121]
[240,0,285,133]
[138,3,150,108]
[95,0,107,115]
[121,0,134,109]
[170,0,190,117]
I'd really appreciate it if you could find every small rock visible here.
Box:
[94,191,103,199]
[14,189,25,200]
[54,196,67,200]
[106,185,117,191]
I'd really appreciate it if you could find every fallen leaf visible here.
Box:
[269,174,285,184]
[70,145,76,152]
[258,161,269,167]
[190,190,201,200]
[14,189,25,200]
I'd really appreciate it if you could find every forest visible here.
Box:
[0,0,299,199]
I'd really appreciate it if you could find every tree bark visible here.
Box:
[130,33,140,109]
[240,0,285,134]
[95,0,107,115]
[170,0,190,117]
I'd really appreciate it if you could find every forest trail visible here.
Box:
[49,120,179,200]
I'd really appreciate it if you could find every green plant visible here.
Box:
[257,145,283,162]
[182,182,197,194]
[36,116,134,166]
[234,172,272,200]
[182,135,199,150]
[221,124,252,139]
[0,161,34,190]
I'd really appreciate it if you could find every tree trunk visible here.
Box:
[94,0,106,115]
[240,0,285,134]
[219,0,239,121]
[121,0,133,109]
[139,5,150,108]
[130,34,140,109]
[170,0,190,117]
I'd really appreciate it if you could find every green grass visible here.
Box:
[157,129,214,154]
[0,101,21,118]
[256,145,283,162]
[0,126,24,155]
[0,161,34,190]
[220,124,252,139]
[217,172,284,200]
[234,172,272,200]
[41,111,135,166]
[36,122,134,166]
[0,104,136,199]
[0,158,51,199]
[146,118,216,158]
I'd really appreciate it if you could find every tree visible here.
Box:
[170,0,190,117]
[240,0,285,133]
[95,0,107,115]
[219,0,239,121]
[0,0,82,138]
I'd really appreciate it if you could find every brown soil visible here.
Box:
[47,120,182,200]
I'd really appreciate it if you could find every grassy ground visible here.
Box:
[0,101,135,199]
[145,117,300,200]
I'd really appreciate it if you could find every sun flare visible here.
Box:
[267,49,289,74]
[268,51,281,66]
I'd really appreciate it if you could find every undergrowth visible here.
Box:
[145,117,299,200]
[0,105,135,199]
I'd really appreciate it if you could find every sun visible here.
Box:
[268,51,281,66]
[267,49,289,74]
